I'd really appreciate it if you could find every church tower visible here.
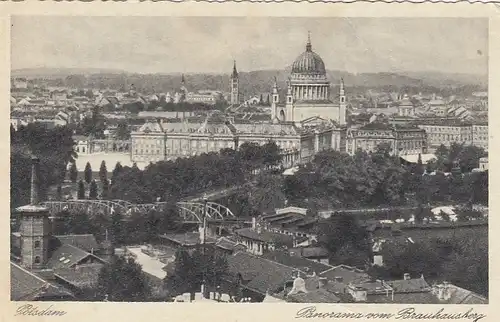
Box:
[230,61,240,105]
[16,156,51,269]
[339,78,346,126]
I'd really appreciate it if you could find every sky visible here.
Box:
[11,16,488,75]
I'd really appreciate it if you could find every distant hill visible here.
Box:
[400,71,488,88]
[11,67,487,95]
[11,67,129,78]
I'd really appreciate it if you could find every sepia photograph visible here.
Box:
[9,16,488,305]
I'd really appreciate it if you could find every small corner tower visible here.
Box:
[285,78,294,121]
[339,78,346,126]
[16,156,51,270]
[271,77,281,123]
[230,60,240,105]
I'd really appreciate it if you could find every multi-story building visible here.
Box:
[472,122,488,151]
[130,116,340,167]
[414,119,488,151]
[346,123,427,156]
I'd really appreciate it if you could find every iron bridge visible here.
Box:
[41,199,236,223]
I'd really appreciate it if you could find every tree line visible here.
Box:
[284,143,487,210]
[108,142,282,204]
[11,123,76,208]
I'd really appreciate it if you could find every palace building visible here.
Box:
[271,34,346,126]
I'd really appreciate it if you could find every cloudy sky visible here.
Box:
[11,16,488,75]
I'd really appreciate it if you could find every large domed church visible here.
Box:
[271,34,346,126]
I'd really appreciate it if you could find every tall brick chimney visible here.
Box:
[30,156,40,205]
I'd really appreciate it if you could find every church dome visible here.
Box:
[291,36,326,75]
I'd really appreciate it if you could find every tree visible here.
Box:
[84,162,93,184]
[99,160,108,184]
[316,213,370,263]
[261,141,282,169]
[115,121,131,140]
[101,179,109,199]
[69,162,78,183]
[77,180,86,199]
[56,185,63,201]
[97,256,152,302]
[381,239,443,279]
[110,211,125,245]
[265,94,270,106]
[415,153,424,176]
[111,162,123,184]
[89,179,98,199]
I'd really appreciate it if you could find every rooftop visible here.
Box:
[54,234,99,253]
[319,265,370,284]
[10,262,74,301]
[262,250,332,274]
[226,251,297,294]
[54,264,103,289]
[158,232,216,247]
[234,228,294,246]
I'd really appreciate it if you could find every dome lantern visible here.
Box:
[291,33,326,76]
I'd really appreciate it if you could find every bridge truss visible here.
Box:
[41,199,236,223]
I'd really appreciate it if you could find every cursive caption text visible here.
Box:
[296,306,486,322]
[15,304,67,317]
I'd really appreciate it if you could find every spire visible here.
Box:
[232,60,238,78]
[306,31,312,52]
[272,77,278,94]
[340,77,345,93]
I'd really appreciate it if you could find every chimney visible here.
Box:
[30,156,40,205]
[442,281,451,301]
[318,277,328,289]
[403,273,411,280]
[252,217,257,230]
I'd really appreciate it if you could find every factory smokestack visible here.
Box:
[30,156,40,205]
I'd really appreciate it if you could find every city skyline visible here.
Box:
[12,17,488,76]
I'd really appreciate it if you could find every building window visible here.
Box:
[34,256,41,264]
[34,240,41,248]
